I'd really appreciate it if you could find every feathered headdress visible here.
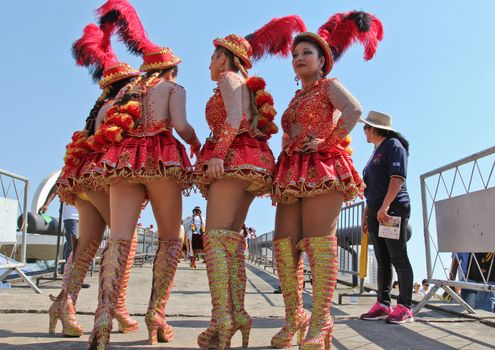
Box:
[98,0,181,72]
[294,11,384,75]
[318,11,383,62]
[214,15,306,72]
[72,23,140,88]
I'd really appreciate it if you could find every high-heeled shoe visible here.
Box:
[144,239,183,344]
[197,229,237,350]
[230,230,252,348]
[297,236,338,350]
[114,233,139,333]
[271,237,309,348]
[48,240,99,337]
[88,240,131,350]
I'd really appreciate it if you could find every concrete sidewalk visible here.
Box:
[1,260,494,349]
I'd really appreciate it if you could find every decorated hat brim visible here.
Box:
[99,70,141,89]
[213,38,252,69]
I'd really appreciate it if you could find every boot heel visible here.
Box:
[324,331,332,350]
[157,326,174,342]
[217,327,233,350]
[147,325,159,345]
[88,333,110,350]
[49,313,59,334]
[240,325,251,347]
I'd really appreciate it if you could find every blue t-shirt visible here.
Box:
[363,138,410,205]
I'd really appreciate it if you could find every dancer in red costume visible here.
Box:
[271,11,384,349]
[49,22,141,338]
[87,1,201,348]
[194,16,306,350]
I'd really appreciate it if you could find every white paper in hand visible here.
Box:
[378,216,401,240]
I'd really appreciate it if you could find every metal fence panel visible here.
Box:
[0,169,40,293]
[415,146,495,315]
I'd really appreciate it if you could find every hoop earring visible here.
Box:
[294,75,300,86]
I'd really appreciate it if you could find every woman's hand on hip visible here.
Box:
[302,136,324,153]
[206,158,224,179]
[377,205,391,224]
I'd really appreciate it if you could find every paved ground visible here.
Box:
[1,260,494,349]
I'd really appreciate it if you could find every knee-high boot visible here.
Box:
[297,236,338,350]
[271,237,309,348]
[197,229,237,350]
[144,238,183,344]
[88,240,131,350]
[230,230,252,347]
[114,233,139,333]
[48,240,100,337]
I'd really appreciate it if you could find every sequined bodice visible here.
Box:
[281,79,336,152]
[205,88,250,138]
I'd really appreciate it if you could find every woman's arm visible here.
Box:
[211,72,243,160]
[207,72,243,178]
[377,176,404,224]
[169,84,201,158]
[302,79,362,153]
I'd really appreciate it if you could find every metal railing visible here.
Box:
[247,231,274,272]
[0,169,41,293]
[414,146,495,314]
[247,201,367,297]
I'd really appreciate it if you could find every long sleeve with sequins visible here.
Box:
[210,72,243,160]
[318,79,363,152]
[169,84,200,149]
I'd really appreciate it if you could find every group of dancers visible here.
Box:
[49,0,384,349]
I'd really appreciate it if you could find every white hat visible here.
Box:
[360,111,395,131]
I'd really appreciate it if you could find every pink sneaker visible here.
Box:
[360,301,391,320]
[385,304,414,324]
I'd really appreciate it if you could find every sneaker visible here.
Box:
[385,304,414,324]
[360,301,391,320]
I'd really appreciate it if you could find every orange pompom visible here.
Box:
[106,105,118,118]
[70,147,86,158]
[246,76,266,92]
[120,101,141,120]
[103,125,123,143]
[340,135,352,148]
[106,113,134,131]
[71,130,88,142]
[255,91,274,107]
[93,129,109,146]
[260,104,276,120]
[257,117,269,128]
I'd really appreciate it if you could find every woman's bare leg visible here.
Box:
[206,178,251,230]
[86,191,110,227]
[73,198,106,262]
[109,183,146,240]
[145,180,183,241]
[301,191,344,238]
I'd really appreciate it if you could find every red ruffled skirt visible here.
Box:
[94,130,193,192]
[194,132,275,198]
[272,145,364,204]
[57,151,107,205]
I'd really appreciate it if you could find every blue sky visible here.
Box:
[1,1,494,281]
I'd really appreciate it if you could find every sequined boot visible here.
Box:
[48,240,99,337]
[297,236,338,350]
[230,230,252,347]
[197,229,237,350]
[271,237,309,348]
[88,240,131,350]
[144,239,183,344]
[114,233,139,333]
